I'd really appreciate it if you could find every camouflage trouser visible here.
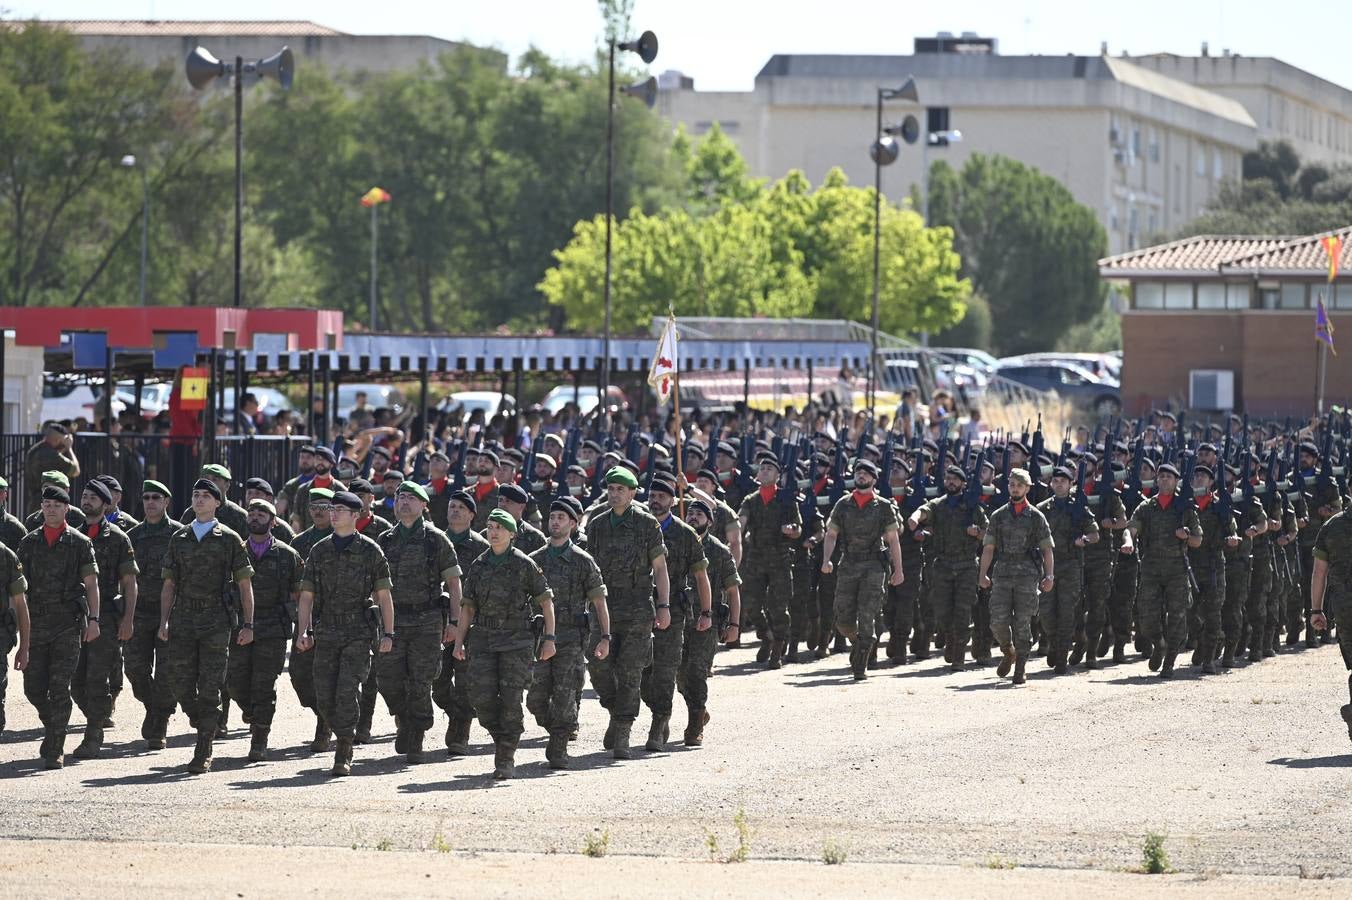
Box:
[1108,553,1138,643]
[1269,549,1291,635]
[0,633,11,729]
[376,627,443,733]
[833,560,885,642]
[1081,557,1114,650]
[155,617,230,729]
[1223,557,1250,649]
[641,613,687,717]
[71,628,122,726]
[972,584,991,656]
[289,643,317,711]
[1136,560,1192,654]
[678,618,718,710]
[465,632,534,742]
[587,618,653,726]
[1335,584,1352,671]
[123,616,168,711]
[989,571,1038,655]
[432,646,475,725]
[1036,562,1083,654]
[741,557,792,641]
[1289,544,1314,639]
[885,563,922,645]
[225,637,287,728]
[928,559,978,647]
[816,567,837,637]
[23,622,82,737]
[527,638,587,733]
[789,552,815,642]
[313,630,374,740]
[1246,552,1274,645]
[1189,562,1226,647]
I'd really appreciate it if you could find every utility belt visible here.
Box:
[397,595,445,615]
[842,550,883,564]
[320,606,378,628]
[474,613,528,630]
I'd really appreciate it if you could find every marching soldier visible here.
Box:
[25,471,87,531]
[0,533,28,736]
[125,481,179,743]
[421,448,454,530]
[738,456,801,668]
[433,490,490,757]
[0,477,27,552]
[1187,465,1237,674]
[907,465,987,671]
[1310,508,1352,740]
[1296,441,1342,647]
[276,444,317,523]
[244,478,296,544]
[978,469,1054,685]
[1073,454,1131,669]
[93,475,138,531]
[292,446,342,532]
[678,497,740,746]
[179,464,249,538]
[1034,466,1098,675]
[470,449,503,530]
[290,485,335,751]
[1127,464,1203,679]
[1221,465,1266,667]
[494,483,547,553]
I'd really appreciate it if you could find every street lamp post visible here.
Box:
[866,77,919,413]
[186,45,294,308]
[602,29,658,417]
[119,154,149,305]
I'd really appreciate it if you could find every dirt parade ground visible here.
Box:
[1,639,1350,897]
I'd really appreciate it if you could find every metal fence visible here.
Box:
[1,433,313,519]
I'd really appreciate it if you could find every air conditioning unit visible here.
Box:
[1189,369,1235,410]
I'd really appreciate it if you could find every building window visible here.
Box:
[927,107,951,134]
[1148,210,1158,235]
[1173,164,1181,212]
[1260,288,1279,310]
[1135,282,1164,309]
[1280,282,1308,309]
[1148,129,1160,162]
[1196,284,1225,309]
[1196,145,1206,176]
[1110,205,1118,232]
[1132,127,1141,161]
[1327,283,1351,309]
[1225,283,1250,309]
[1213,150,1222,179]
[1128,208,1139,249]
[1164,282,1193,309]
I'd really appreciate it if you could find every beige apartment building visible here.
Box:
[658,37,1276,254]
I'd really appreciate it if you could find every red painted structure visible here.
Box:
[0,307,342,351]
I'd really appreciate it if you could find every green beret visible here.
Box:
[487,508,518,534]
[0,476,8,490]
[605,467,639,489]
[308,487,335,501]
[396,481,429,503]
[142,479,171,498]
[41,470,70,488]
[201,463,232,480]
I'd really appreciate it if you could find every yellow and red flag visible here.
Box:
[178,366,210,410]
[360,187,391,208]
[1321,234,1343,282]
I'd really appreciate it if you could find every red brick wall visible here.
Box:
[1122,310,1348,415]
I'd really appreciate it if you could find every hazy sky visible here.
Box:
[11,0,1351,93]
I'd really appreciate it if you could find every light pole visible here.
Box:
[119,154,149,306]
[867,77,920,413]
[602,29,658,415]
[186,45,294,308]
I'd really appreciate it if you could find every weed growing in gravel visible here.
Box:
[705,808,753,863]
[822,840,848,865]
[375,837,394,852]
[1140,831,1171,874]
[985,855,1015,870]
[582,829,610,858]
[430,830,452,854]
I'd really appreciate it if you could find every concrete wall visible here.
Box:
[4,340,46,433]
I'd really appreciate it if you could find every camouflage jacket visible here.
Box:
[983,502,1054,577]
[0,510,27,553]
[291,526,333,561]
[738,488,802,563]
[463,546,552,652]
[1190,495,1237,570]
[585,504,666,623]
[1313,510,1352,586]
[378,519,461,629]
[918,494,989,563]
[1129,495,1202,564]
[529,540,605,644]
[300,532,392,635]
[18,525,97,625]
[1036,495,1099,567]
[86,519,138,620]
[162,522,253,623]
[447,526,491,568]
[128,517,180,620]
[656,513,709,616]
[248,538,304,641]
[827,492,898,563]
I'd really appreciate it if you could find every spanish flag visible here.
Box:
[179,366,210,410]
[360,187,391,208]
[1321,234,1343,282]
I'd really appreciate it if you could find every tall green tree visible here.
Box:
[926,154,1106,355]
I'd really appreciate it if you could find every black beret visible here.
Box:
[566,464,588,479]
[314,446,337,464]
[502,448,525,466]
[854,459,879,476]
[581,440,603,454]
[945,465,968,482]
[682,441,706,455]
[864,443,880,457]
[330,490,362,512]
[245,477,273,495]
[497,483,529,504]
[1197,443,1217,454]
[94,474,122,493]
[479,449,501,467]
[687,498,713,520]
[617,458,641,474]
[382,470,404,482]
[1298,441,1320,457]
[755,454,782,472]
[1156,463,1181,478]
[1081,452,1098,465]
[193,478,223,502]
[83,479,112,504]
[1158,411,1177,423]
[1006,440,1029,455]
[550,497,581,521]
[448,490,476,514]
[348,478,375,495]
[648,477,677,496]
[1050,466,1074,481]
[42,484,70,504]
[1112,440,1129,453]
[298,444,317,455]
[370,445,392,459]
[1193,465,1215,479]
[695,468,719,483]
[716,441,738,457]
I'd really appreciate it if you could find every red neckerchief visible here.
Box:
[1012,499,1028,516]
[43,524,64,547]
[1084,481,1097,496]
[430,477,447,495]
[475,479,498,502]
[1196,494,1212,512]
[853,489,873,509]
[355,514,373,532]
[1157,493,1174,510]
[85,522,102,540]
[814,476,829,494]
[758,485,777,504]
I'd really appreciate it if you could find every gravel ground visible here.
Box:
[0,638,1349,884]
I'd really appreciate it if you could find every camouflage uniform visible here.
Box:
[1223,495,1266,662]
[278,473,314,525]
[0,509,26,552]
[433,527,490,747]
[461,547,552,744]
[497,518,546,555]
[423,479,453,531]
[470,483,501,531]
[527,540,605,738]
[886,496,927,662]
[1247,492,1281,660]
[302,533,392,740]
[125,518,179,726]
[1129,496,1202,666]
[154,523,253,736]
[25,507,86,532]
[287,525,332,712]
[790,503,823,655]
[827,492,898,675]
[1034,496,1097,667]
[916,494,988,664]
[585,505,666,734]
[0,544,26,733]
[1296,476,1341,644]
[23,441,79,512]
[1311,512,1352,715]
[70,520,137,732]
[678,533,739,713]
[737,489,800,659]
[270,518,297,545]
[1079,486,1125,664]
[227,538,302,730]
[1109,492,1144,658]
[1188,494,1236,666]
[641,514,708,723]
[353,513,393,732]
[180,498,249,542]
[291,478,344,532]
[377,520,460,738]
[983,502,1053,657]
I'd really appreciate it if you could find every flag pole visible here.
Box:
[673,315,686,518]
[369,202,379,331]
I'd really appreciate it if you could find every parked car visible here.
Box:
[335,383,405,421]
[436,391,517,418]
[934,362,989,402]
[41,377,124,425]
[929,346,1000,375]
[542,385,628,416]
[222,386,295,417]
[994,361,1121,415]
[115,381,172,419]
[1001,352,1121,385]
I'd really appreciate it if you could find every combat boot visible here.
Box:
[784,640,799,665]
[1149,643,1165,672]
[1112,640,1127,664]
[805,619,820,653]
[1248,641,1264,663]
[1053,647,1068,676]
[950,639,966,672]
[645,714,670,752]
[407,729,425,764]
[145,712,169,751]
[72,725,104,759]
[248,726,270,762]
[1012,653,1027,685]
[813,637,829,660]
[1263,625,1277,658]
[1306,625,1320,649]
[446,719,471,757]
[1200,653,1217,675]
[767,640,785,670]
[684,706,709,747]
[850,642,868,681]
[885,630,901,660]
[1344,676,1352,741]
[546,731,570,770]
[1220,641,1236,669]
[996,643,1016,678]
[310,715,331,753]
[493,737,517,780]
[1160,653,1176,679]
[1191,644,1204,666]
[943,633,956,664]
[910,631,930,661]
[833,634,847,654]
[103,695,117,729]
[603,717,618,750]
[1096,630,1112,658]
[41,729,65,770]
[355,707,374,745]
[755,638,772,663]
[331,737,354,776]
[187,728,215,774]
[1068,640,1085,667]
[1085,647,1099,670]
[394,724,409,755]
[866,637,880,670]
[970,635,988,667]
[215,702,229,740]
[612,721,634,760]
